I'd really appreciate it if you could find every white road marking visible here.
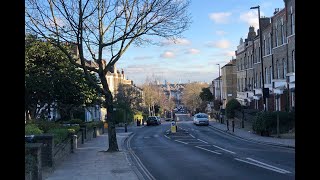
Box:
[187,141,208,144]
[196,145,212,147]
[189,134,195,138]
[246,158,291,174]
[195,146,221,155]
[211,145,236,154]
[197,139,208,144]
[234,158,290,174]
[164,135,171,139]
[175,140,188,144]
[127,134,156,180]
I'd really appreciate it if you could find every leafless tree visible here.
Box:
[181,82,208,114]
[26,0,191,152]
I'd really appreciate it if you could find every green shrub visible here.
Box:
[36,120,61,133]
[252,111,295,136]
[67,125,81,133]
[68,119,84,125]
[25,124,43,135]
[226,99,241,119]
[84,121,104,130]
[47,128,69,145]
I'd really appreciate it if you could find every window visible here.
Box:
[283,59,287,78]
[255,73,258,88]
[260,72,262,88]
[292,50,295,72]
[251,54,253,67]
[263,35,266,56]
[269,66,272,83]
[281,18,285,43]
[245,78,247,91]
[277,60,280,79]
[258,46,261,62]
[265,67,268,84]
[275,24,278,47]
[291,6,295,35]
[268,34,271,54]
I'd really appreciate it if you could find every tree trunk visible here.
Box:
[100,72,119,152]
[148,105,151,116]
[106,99,119,152]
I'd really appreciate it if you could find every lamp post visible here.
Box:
[216,64,221,103]
[250,5,266,111]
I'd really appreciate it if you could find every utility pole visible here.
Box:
[250,5,266,111]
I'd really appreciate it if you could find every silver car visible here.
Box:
[193,113,209,126]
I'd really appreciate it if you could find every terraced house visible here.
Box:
[235,0,295,111]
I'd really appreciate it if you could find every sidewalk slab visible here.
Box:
[44,132,139,180]
[209,121,295,148]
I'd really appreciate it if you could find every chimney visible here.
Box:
[274,8,279,15]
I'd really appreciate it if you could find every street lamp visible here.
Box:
[216,64,221,103]
[250,5,266,111]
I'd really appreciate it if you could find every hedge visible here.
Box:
[25,124,43,135]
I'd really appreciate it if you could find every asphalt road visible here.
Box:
[126,114,295,180]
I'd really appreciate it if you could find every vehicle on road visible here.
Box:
[156,116,161,124]
[193,113,209,126]
[146,116,161,126]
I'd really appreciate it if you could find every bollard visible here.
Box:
[226,119,229,131]
[125,123,127,132]
[74,135,77,149]
[93,126,97,138]
[70,134,74,153]
[80,128,84,144]
[232,120,235,132]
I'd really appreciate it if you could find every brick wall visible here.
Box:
[33,135,54,167]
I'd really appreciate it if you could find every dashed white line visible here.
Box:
[234,158,290,174]
[164,135,171,139]
[246,158,291,174]
[197,139,208,144]
[175,140,188,144]
[195,146,221,155]
[211,144,236,154]
[189,134,195,138]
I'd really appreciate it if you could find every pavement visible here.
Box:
[44,127,140,180]
[208,118,295,148]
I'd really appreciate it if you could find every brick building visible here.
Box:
[235,0,295,111]
[221,59,237,109]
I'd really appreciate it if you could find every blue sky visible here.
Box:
[115,0,285,85]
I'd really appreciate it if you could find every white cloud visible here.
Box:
[209,12,232,24]
[161,38,191,46]
[160,51,175,58]
[133,56,153,60]
[223,50,235,57]
[240,10,265,30]
[206,39,231,49]
[186,48,200,55]
[216,30,227,36]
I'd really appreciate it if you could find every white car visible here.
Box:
[193,113,209,126]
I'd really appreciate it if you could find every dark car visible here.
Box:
[146,116,161,126]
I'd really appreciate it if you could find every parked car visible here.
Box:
[156,116,161,124]
[146,116,161,126]
[193,113,209,126]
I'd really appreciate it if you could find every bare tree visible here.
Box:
[26,0,191,152]
[181,82,208,114]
